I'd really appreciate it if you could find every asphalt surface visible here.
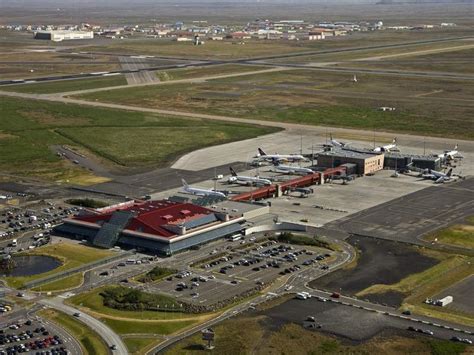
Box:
[434,275,474,316]
[325,177,474,248]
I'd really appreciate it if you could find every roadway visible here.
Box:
[40,297,127,354]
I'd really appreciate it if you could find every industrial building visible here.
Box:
[383,152,442,171]
[317,150,384,175]
[55,199,267,255]
[34,30,93,42]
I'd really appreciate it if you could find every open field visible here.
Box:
[0,96,277,180]
[38,308,109,355]
[101,318,197,336]
[165,313,468,355]
[76,68,474,139]
[2,75,127,94]
[2,243,114,288]
[156,64,266,81]
[123,336,159,354]
[32,272,84,292]
[335,47,474,74]
[424,216,474,249]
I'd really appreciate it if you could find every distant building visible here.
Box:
[307,31,325,40]
[34,30,93,42]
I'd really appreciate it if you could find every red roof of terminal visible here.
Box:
[74,200,214,238]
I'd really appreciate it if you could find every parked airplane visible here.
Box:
[421,168,453,183]
[328,134,350,148]
[436,145,463,160]
[373,138,399,153]
[272,161,314,175]
[181,179,226,197]
[255,148,308,163]
[227,167,272,186]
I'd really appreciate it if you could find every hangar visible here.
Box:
[55,199,265,255]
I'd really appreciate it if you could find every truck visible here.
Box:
[10,239,17,247]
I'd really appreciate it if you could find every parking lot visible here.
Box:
[143,239,335,307]
[0,317,78,355]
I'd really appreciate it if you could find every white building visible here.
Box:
[34,30,93,42]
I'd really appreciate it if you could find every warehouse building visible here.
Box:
[55,199,266,255]
[34,30,93,42]
[383,152,442,171]
[317,149,384,175]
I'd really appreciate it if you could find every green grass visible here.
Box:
[3,243,114,289]
[156,64,266,81]
[101,317,197,336]
[39,309,109,355]
[0,96,278,179]
[1,75,126,94]
[68,286,190,320]
[425,217,474,249]
[32,272,84,292]
[137,266,176,283]
[76,69,474,139]
[123,337,159,354]
[427,339,467,355]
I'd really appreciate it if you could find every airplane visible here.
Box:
[373,138,399,153]
[254,148,308,163]
[227,167,272,186]
[421,168,454,184]
[181,179,226,198]
[328,134,350,148]
[352,74,358,83]
[436,145,463,160]
[272,160,314,175]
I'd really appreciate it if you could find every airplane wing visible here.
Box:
[435,176,445,184]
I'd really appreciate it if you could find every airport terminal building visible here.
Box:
[34,30,94,42]
[56,199,267,255]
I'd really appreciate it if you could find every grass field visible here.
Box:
[101,318,197,336]
[165,315,467,355]
[68,286,191,320]
[76,69,474,139]
[32,272,84,292]
[1,75,127,94]
[0,97,278,180]
[156,64,266,81]
[424,217,474,249]
[123,336,159,354]
[38,309,109,355]
[3,243,114,289]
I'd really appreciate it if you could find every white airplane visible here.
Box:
[352,74,358,83]
[436,145,463,160]
[272,161,314,175]
[373,138,399,153]
[255,148,308,163]
[421,168,453,183]
[227,167,272,186]
[328,134,350,148]
[181,179,226,198]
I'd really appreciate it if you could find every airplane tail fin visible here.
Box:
[258,148,266,156]
[454,144,458,150]
[446,168,453,177]
[229,167,237,176]
[181,179,188,188]
[393,137,397,144]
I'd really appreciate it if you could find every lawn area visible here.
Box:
[137,266,176,283]
[165,315,466,355]
[76,69,474,139]
[32,272,84,292]
[68,286,191,320]
[0,97,278,180]
[3,243,114,289]
[156,64,267,81]
[1,75,127,94]
[101,318,197,336]
[38,309,109,355]
[424,217,474,249]
[123,337,159,354]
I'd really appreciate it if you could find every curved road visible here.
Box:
[40,297,127,354]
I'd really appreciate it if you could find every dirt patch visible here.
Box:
[0,131,17,139]
[309,235,438,305]
[363,291,405,308]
